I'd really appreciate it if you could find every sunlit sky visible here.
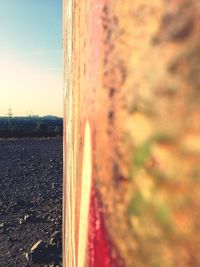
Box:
[0,0,62,117]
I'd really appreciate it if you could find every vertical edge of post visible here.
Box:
[63,0,75,266]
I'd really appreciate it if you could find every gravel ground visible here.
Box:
[0,138,62,267]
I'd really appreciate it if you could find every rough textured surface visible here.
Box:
[63,0,200,266]
[0,138,62,266]
[99,1,200,266]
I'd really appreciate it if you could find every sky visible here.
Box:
[0,0,62,117]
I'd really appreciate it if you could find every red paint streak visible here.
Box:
[86,1,123,266]
[88,187,122,267]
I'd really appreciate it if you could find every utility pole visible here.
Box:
[7,106,13,118]
[7,106,13,131]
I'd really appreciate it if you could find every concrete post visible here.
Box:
[63,1,200,266]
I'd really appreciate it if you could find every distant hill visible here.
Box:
[0,116,63,138]
[43,115,61,119]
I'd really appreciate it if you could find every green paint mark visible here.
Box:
[133,140,152,168]
[128,192,147,216]
[155,203,173,231]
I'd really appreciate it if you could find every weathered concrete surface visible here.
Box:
[63,0,200,266]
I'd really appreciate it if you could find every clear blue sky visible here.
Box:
[0,0,62,117]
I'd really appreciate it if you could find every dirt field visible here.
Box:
[0,138,62,267]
